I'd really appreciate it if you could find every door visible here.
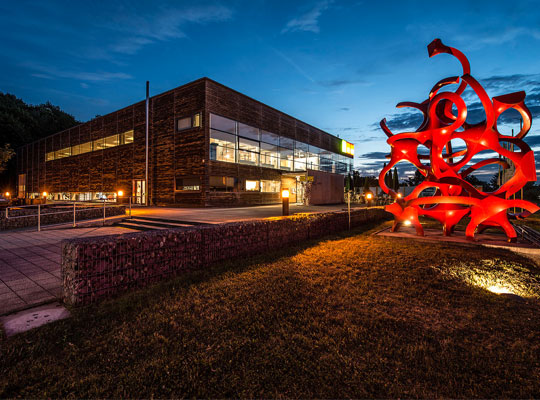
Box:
[133,180,146,205]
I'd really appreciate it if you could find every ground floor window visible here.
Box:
[261,180,280,193]
[245,180,260,191]
[175,177,201,191]
[209,176,236,191]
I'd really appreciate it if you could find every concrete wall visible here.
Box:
[62,208,388,306]
[307,170,344,205]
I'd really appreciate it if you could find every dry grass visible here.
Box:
[1,221,540,398]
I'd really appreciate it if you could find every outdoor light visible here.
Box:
[4,192,10,197]
[117,190,124,197]
[366,193,373,200]
[404,220,411,226]
[42,191,48,197]
[487,285,513,295]
[397,193,402,198]
[282,188,290,216]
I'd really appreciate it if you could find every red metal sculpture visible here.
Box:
[379,38,539,242]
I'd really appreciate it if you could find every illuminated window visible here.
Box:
[210,130,236,162]
[79,141,93,154]
[104,134,119,148]
[46,152,55,161]
[55,147,71,159]
[245,180,259,191]
[279,147,293,171]
[260,143,279,169]
[238,137,259,166]
[261,180,280,193]
[71,144,80,156]
[93,138,105,150]
[120,130,134,144]
[193,113,201,127]
[175,177,201,191]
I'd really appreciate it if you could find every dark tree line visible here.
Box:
[0,92,79,189]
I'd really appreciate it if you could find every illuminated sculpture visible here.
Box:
[379,39,539,242]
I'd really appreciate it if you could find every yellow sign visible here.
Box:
[341,140,354,156]
[299,176,314,182]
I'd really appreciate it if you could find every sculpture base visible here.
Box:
[376,226,540,252]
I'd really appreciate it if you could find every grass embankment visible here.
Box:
[1,221,540,398]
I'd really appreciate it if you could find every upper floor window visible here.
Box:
[176,113,201,132]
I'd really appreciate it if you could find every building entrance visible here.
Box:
[133,180,146,205]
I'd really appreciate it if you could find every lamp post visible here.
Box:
[117,190,131,218]
[366,192,373,207]
[282,188,290,216]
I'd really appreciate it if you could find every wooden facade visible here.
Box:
[17,78,352,207]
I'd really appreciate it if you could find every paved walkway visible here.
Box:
[0,225,132,315]
[131,203,362,223]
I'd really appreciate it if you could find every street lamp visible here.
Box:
[42,191,48,204]
[282,188,290,216]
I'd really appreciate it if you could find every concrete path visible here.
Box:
[0,225,133,315]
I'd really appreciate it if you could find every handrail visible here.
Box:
[4,201,126,231]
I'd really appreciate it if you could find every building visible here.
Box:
[16,78,354,207]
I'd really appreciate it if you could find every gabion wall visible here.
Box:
[62,208,388,305]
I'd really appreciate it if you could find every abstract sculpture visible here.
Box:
[379,38,539,242]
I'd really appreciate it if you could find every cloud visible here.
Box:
[455,27,540,49]
[318,79,371,88]
[282,1,331,34]
[338,107,350,111]
[108,5,233,55]
[375,73,540,134]
[24,63,133,82]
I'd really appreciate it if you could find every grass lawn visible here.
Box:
[1,220,540,398]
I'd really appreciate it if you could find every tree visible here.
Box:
[0,92,79,189]
[0,144,15,174]
[406,169,424,186]
[393,167,399,190]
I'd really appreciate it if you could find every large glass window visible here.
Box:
[46,152,55,161]
[210,114,236,134]
[279,136,294,149]
[210,129,236,162]
[209,176,235,191]
[279,147,294,171]
[71,144,80,156]
[261,180,280,193]
[307,146,320,170]
[260,143,279,169]
[238,137,259,166]
[294,140,307,171]
[238,123,259,141]
[261,130,279,145]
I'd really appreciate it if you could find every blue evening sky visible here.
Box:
[1,0,540,177]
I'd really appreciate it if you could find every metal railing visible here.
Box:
[4,201,129,231]
[512,223,540,247]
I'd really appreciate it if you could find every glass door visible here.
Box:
[133,180,146,205]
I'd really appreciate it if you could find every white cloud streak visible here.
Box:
[282,1,332,34]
